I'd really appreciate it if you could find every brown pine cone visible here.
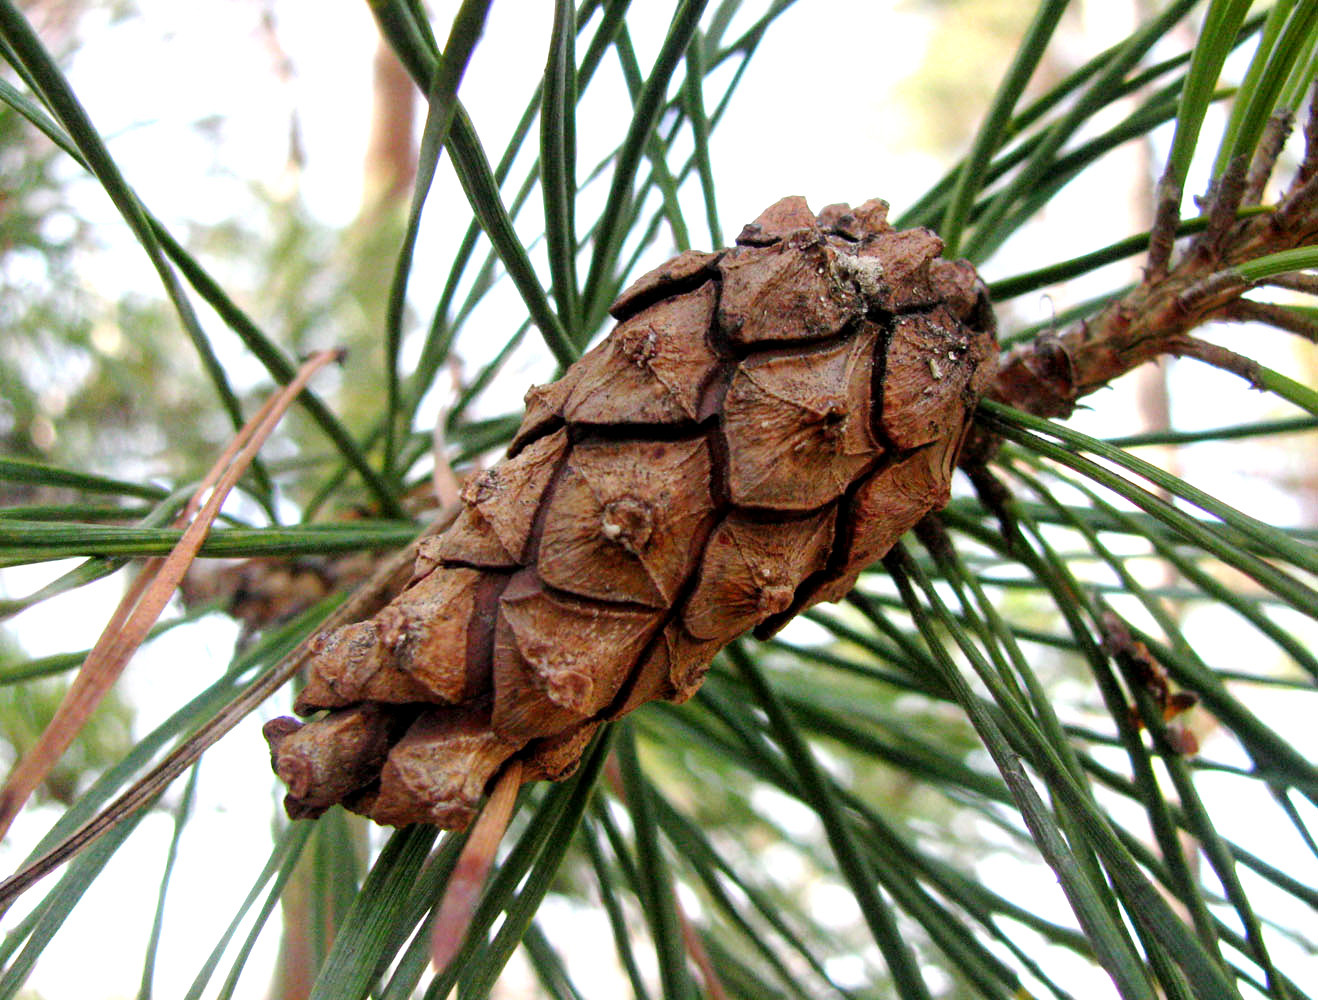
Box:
[263,196,998,829]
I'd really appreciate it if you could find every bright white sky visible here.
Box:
[1,2,1316,998]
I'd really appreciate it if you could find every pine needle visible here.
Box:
[0,348,344,841]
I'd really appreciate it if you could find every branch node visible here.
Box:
[988,332,1077,418]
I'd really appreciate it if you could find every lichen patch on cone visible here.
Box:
[265,197,997,829]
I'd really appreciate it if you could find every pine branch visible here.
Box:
[989,96,1318,420]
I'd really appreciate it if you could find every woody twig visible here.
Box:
[990,90,1318,421]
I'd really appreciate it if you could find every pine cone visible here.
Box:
[263,196,998,829]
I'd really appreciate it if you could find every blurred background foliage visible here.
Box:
[0,1,1316,999]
